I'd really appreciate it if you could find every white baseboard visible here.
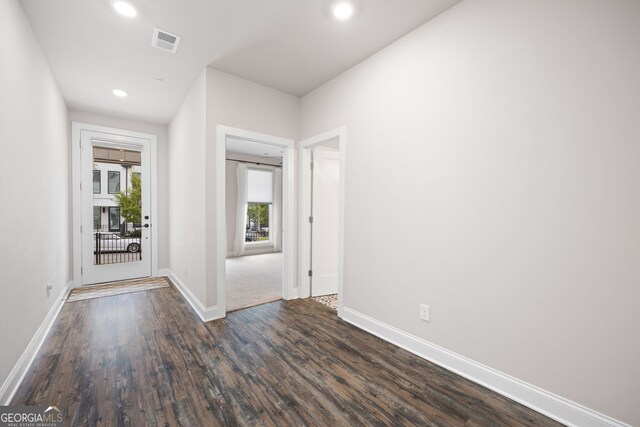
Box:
[341,307,629,427]
[158,269,223,322]
[0,281,72,405]
[284,287,299,300]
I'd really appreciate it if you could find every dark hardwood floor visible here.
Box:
[13,284,562,426]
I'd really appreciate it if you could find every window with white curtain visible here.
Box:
[246,169,273,243]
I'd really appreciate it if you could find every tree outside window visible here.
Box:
[247,203,270,241]
[115,173,142,225]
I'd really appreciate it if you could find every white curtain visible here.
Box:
[272,167,283,252]
[232,163,249,257]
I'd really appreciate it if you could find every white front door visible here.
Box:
[80,130,152,285]
[311,147,340,296]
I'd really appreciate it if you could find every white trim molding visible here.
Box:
[286,287,300,300]
[298,127,346,316]
[215,125,298,317]
[159,269,223,322]
[71,122,159,287]
[0,281,72,405]
[341,307,629,427]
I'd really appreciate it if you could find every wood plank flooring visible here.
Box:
[12,284,562,426]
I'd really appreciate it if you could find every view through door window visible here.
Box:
[92,146,143,265]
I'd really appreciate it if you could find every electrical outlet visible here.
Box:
[46,283,53,296]
[420,304,430,322]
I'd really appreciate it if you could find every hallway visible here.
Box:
[3,0,639,424]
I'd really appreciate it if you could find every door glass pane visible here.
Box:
[93,146,143,265]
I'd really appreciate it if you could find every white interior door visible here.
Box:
[80,130,152,285]
[311,147,340,296]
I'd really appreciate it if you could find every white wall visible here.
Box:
[68,110,169,267]
[204,68,299,307]
[168,70,207,304]
[0,0,70,398]
[300,0,640,424]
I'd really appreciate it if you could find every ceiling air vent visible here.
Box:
[151,28,181,53]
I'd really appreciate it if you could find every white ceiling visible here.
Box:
[226,137,284,159]
[20,0,461,124]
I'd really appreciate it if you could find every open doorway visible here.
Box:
[216,126,295,316]
[225,138,284,311]
[299,128,346,316]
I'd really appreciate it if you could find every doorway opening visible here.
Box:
[72,123,158,286]
[299,127,346,316]
[225,138,283,311]
[216,126,295,316]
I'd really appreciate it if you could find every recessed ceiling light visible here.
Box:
[113,1,137,18]
[112,89,128,97]
[332,1,354,21]
[155,78,165,83]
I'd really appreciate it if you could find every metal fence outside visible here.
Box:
[245,229,269,242]
[93,225,142,265]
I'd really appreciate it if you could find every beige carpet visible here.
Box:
[226,252,282,312]
[67,277,170,302]
[312,294,338,311]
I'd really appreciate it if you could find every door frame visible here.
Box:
[298,127,346,317]
[216,125,296,316]
[71,122,159,287]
